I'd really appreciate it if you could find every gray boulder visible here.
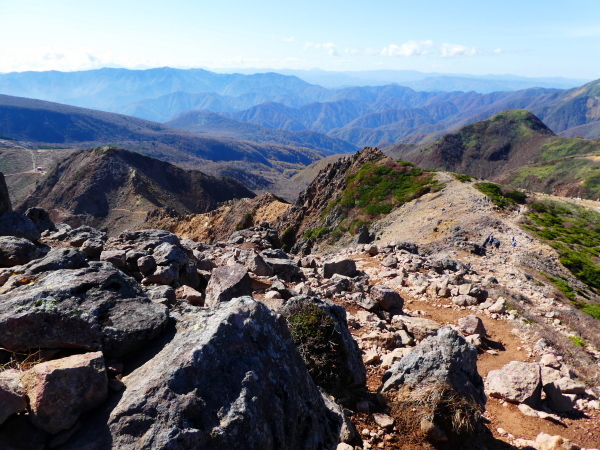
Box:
[242,250,273,277]
[144,263,179,285]
[322,258,356,279]
[152,242,188,267]
[0,211,41,241]
[100,250,127,268]
[18,248,87,275]
[381,327,485,408]
[116,229,180,250]
[62,297,342,450]
[0,263,168,357]
[263,258,301,281]
[279,296,367,395]
[370,285,404,312]
[80,238,104,258]
[0,236,40,267]
[204,264,252,307]
[260,248,289,260]
[355,225,374,244]
[24,208,55,233]
[67,226,106,247]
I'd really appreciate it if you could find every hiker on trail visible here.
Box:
[511,236,517,247]
[493,239,500,249]
[482,233,494,247]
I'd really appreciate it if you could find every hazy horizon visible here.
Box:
[1,0,599,79]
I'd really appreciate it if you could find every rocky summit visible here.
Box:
[0,146,600,450]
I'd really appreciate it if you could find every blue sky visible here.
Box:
[1,0,599,79]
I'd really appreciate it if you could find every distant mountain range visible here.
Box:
[0,94,332,193]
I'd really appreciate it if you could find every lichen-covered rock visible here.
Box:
[67,226,106,247]
[100,250,127,268]
[381,327,485,408]
[204,264,252,307]
[80,238,104,258]
[0,263,168,357]
[21,352,107,434]
[262,258,301,281]
[485,361,542,407]
[242,250,273,277]
[391,316,442,342]
[61,297,342,450]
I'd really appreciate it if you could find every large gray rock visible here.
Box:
[322,258,356,279]
[485,361,542,407]
[17,248,87,275]
[381,327,485,408]
[0,369,26,425]
[279,296,367,395]
[0,263,168,357]
[543,382,577,412]
[0,212,41,241]
[458,315,486,336]
[62,297,342,450]
[242,250,273,277]
[24,208,55,233]
[117,229,180,249]
[204,264,252,307]
[391,315,442,342]
[152,242,188,266]
[0,236,40,267]
[370,285,404,312]
[67,226,106,247]
[21,352,107,434]
[263,258,301,281]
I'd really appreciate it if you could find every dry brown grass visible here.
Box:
[0,348,44,373]
[386,382,484,447]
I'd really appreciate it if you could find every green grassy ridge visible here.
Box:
[474,182,527,208]
[304,158,441,243]
[324,159,440,239]
[539,137,600,161]
[522,199,600,319]
[503,156,600,199]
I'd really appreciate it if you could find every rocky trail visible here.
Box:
[0,148,599,449]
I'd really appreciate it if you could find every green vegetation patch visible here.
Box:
[568,335,587,348]
[324,159,441,239]
[523,199,600,319]
[475,182,527,208]
[235,212,253,231]
[453,173,475,183]
[285,303,348,394]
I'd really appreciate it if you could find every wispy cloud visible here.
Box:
[381,40,434,57]
[303,42,338,56]
[380,40,484,58]
[439,43,480,58]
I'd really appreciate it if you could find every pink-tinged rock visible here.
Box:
[100,250,127,268]
[175,285,203,306]
[485,361,542,406]
[204,264,252,307]
[0,369,26,425]
[458,314,487,336]
[21,351,108,434]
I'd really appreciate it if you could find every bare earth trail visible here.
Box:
[340,173,600,448]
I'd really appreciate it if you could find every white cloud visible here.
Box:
[283,36,295,42]
[0,45,159,72]
[303,41,338,56]
[381,40,433,57]
[439,43,480,58]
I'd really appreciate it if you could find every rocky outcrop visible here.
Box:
[0,263,168,357]
[63,297,342,450]
[0,236,41,267]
